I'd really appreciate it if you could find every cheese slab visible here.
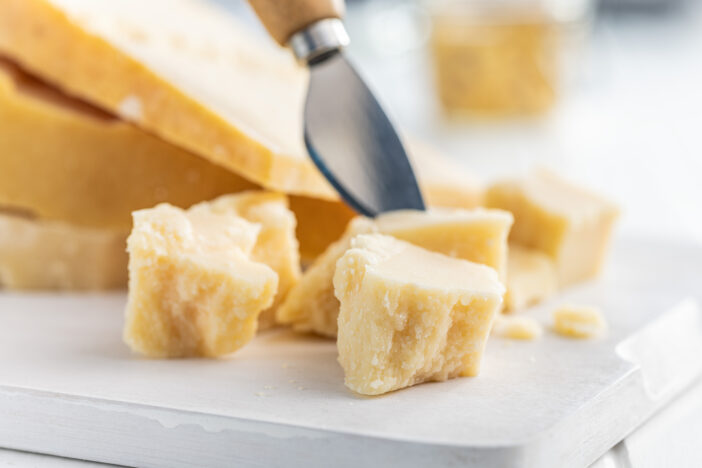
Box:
[124,202,278,358]
[0,210,127,290]
[485,170,619,286]
[0,0,332,198]
[335,234,504,395]
[277,208,512,337]
[0,56,256,230]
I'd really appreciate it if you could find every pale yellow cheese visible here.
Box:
[0,209,127,290]
[277,208,512,337]
[491,315,543,340]
[335,234,504,395]
[407,137,484,210]
[485,170,618,286]
[504,245,557,311]
[123,202,278,358]
[195,192,301,329]
[0,0,331,199]
[553,304,607,339]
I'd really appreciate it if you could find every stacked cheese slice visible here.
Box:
[0,0,483,289]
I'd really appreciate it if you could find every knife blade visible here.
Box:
[248,0,425,217]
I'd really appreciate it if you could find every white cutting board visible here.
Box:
[0,236,701,468]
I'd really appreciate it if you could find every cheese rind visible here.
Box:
[335,234,504,395]
[277,208,512,337]
[553,304,607,339]
[485,170,618,286]
[491,315,543,340]
[123,202,278,358]
[197,192,301,329]
[0,210,127,289]
[504,245,557,311]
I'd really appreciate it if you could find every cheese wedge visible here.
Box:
[504,245,557,311]
[277,208,512,337]
[335,234,504,395]
[0,0,332,198]
[553,304,607,339]
[124,202,278,358]
[485,170,618,286]
[0,56,256,229]
[0,209,127,289]
[194,192,301,330]
[491,315,543,340]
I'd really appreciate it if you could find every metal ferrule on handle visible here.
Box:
[289,18,350,64]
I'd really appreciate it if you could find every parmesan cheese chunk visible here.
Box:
[485,170,618,286]
[335,234,504,395]
[124,201,278,358]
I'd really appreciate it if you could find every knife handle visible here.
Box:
[248,0,345,46]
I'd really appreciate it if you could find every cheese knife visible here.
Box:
[247,0,425,216]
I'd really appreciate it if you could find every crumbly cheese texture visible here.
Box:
[124,202,278,358]
[335,234,504,395]
[196,192,301,330]
[491,315,543,340]
[504,245,557,311]
[277,208,512,337]
[485,170,618,286]
[0,210,127,289]
[553,304,607,339]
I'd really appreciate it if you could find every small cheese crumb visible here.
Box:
[492,315,543,340]
[553,304,607,339]
[118,95,143,121]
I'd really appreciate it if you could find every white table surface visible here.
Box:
[5,0,702,466]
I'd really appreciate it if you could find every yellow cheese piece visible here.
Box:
[277,208,512,337]
[491,315,543,340]
[408,138,484,210]
[195,192,301,330]
[485,170,618,286]
[124,203,278,358]
[0,209,127,290]
[0,56,257,229]
[0,0,334,199]
[504,245,557,311]
[553,304,607,339]
[335,234,504,395]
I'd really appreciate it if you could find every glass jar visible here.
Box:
[428,0,592,117]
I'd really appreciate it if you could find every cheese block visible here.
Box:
[0,209,127,290]
[0,55,257,229]
[123,202,278,358]
[193,192,301,330]
[553,304,607,339]
[335,234,504,395]
[0,0,333,198]
[485,170,618,286]
[277,208,513,337]
[491,315,543,340]
[504,245,557,312]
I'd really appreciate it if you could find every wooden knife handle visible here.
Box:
[248,0,344,46]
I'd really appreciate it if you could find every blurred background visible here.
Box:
[219,0,702,245]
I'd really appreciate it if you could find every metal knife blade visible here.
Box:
[303,52,425,217]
